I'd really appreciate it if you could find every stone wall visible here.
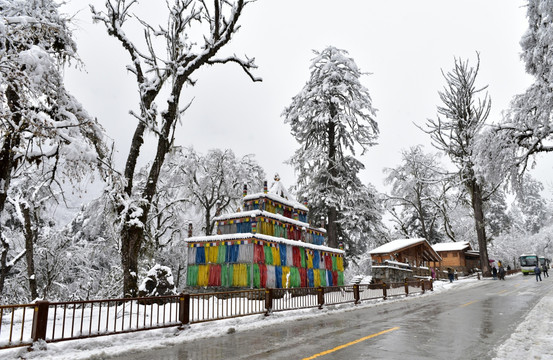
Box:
[371,265,413,283]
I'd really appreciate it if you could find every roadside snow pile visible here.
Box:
[493,288,553,359]
[138,264,177,297]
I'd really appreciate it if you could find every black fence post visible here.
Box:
[179,293,190,326]
[31,300,49,343]
[265,288,273,316]
[317,286,325,309]
[382,282,387,300]
[353,284,360,304]
[404,279,409,296]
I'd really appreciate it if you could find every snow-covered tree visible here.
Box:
[384,146,447,244]
[282,46,379,249]
[41,195,120,301]
[495,0,553,182]
[489,221,553,270]
[139,147,265,245]
[421,54,492,276]
[91,0,260,297]
[515,175,550,234]
[338,183,389,257]
[133,147,265,291]
[0,0,107,299]
[0,191,122,303]
[483,189,511,241]
[177,148,265,236]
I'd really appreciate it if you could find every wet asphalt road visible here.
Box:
[113,274,553,360]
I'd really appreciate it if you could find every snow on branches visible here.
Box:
[91,0,260,297]
[0,0,107,183]
[283,46,378,158]
[495,0,553,183]
[282,46,382,250]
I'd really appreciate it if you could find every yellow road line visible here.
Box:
[497,283,522,296]
[302,326,400,360]
[460,300,478,307]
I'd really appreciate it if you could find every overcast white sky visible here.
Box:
[63,0,549,195]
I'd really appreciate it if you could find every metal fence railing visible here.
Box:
[0,278,442,350]
[271,287,319,312]
[44,295,181,343]
[0,303,36,349]
[188,289,266,324]
[324,286,357,306]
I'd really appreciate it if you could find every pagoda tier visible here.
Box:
[215,210,325,245]
[185,233,344,288]
[242,192,308,222]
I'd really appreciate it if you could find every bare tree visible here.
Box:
[421,55,492,276]
[91,0,260,296]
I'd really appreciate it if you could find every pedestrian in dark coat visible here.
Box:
[543,264,549,278]
[535,265,542,282]
[492,266,497,280]
[447,268,454,283]
[499,266,506,280]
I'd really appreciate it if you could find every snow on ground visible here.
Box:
[2,276,551,360]
[493,286,553,359]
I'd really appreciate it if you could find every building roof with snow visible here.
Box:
[184,232,344,254]
[369,238,442,265]
[432,241,472,252]
[369,238,428,255]
[189,175,331,248]
[243,174,308,212]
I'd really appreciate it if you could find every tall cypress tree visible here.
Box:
[282,47,379,249]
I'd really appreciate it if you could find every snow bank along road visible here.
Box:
[6,274,551,359]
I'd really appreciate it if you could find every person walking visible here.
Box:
[447,268,454,283]
[534,264,542,282]
[499,266,506,280]
[492,266,497,280]
[543,264,549,278]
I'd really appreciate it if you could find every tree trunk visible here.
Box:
[22,204,38,300]
[327,207,338,248]
[119,85,178,297]
[326,104,339,248]
[416,190,429,242]
[204,203,213,235]
[121,222,143,297]
[0,237,9,297]
[0,85,23,297]
[470,180,490,277]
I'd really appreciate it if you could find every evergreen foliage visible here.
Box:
[282,46,384,253]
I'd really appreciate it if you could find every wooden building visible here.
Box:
[369,238,442,282]
[430,242,480,275]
